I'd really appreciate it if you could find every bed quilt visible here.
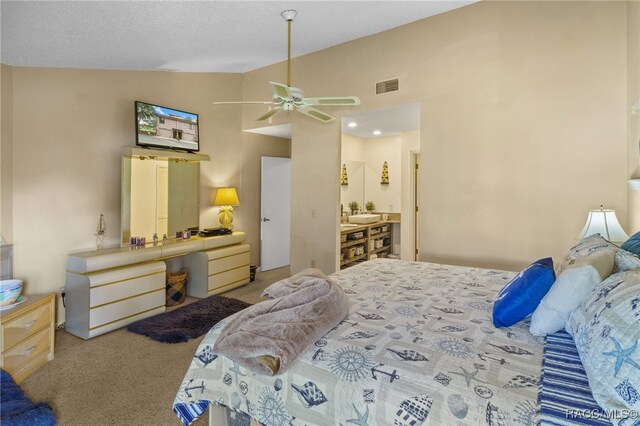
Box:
[174,259,544,425]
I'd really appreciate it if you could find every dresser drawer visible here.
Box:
[207,251,250,276]
[2,326,51,374]
[208,265,250,292]
[2,302,52,350]
[8,351,50,384]
[90,270,164,308]
[89,289,165,329]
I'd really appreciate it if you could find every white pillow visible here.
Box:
[529,251,614,336]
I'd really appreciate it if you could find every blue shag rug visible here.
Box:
[127,295,251,343]
[0,369,56,426]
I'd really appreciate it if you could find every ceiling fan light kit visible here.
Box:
[213,10,360,123]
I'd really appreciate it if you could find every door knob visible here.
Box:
[261,218,271,222]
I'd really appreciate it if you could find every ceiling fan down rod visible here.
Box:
[281,10,297,88]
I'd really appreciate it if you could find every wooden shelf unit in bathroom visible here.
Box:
[339,222,393,269]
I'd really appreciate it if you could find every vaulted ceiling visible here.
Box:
[1,1,475,73]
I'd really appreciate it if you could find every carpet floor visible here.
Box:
[19,267,289,426]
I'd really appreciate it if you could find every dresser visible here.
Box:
[0,294,55,383]
[184,243,251,297]
[65,232,250,339]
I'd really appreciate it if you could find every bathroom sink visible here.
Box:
[348,214,380,224]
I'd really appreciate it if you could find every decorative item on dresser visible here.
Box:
[65,232,250,339]
[0,294,55,383]
[213,187,240,230]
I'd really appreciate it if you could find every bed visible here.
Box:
[173,258,548,425]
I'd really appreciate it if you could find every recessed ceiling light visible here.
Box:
[372,130,382,136]
[347,122,358,128]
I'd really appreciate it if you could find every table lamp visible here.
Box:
[213,187,240,230]
[578,205,629,243]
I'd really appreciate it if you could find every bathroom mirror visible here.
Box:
[340,103,420,215]
[121,154,200,245]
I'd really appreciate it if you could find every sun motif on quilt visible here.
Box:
[328,346,375,382]
[257,387,290,426]
[432,337,474,358]
[394,304,421,318]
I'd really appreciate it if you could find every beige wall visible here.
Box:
[290,116,341,273]
[628,1,640,233]
[243,1,630,273]
[1,64,13,243]
[1,2,635,315]
[4,67,289,321]
[364,135,402,213]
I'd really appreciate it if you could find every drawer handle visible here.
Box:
[24,346,36,356]
[23,320,36,329]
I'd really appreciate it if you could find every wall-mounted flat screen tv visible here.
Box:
[135,101,199,152]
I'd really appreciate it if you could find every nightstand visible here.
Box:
[0,293,55,383]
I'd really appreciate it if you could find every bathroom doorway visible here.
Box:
[340,103,420,261]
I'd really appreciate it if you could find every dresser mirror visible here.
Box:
[121,153,201,246]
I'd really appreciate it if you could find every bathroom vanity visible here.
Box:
[339,221,394,269]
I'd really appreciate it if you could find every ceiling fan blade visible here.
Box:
[213,101,274,105]
[297,106,335,123]
[269,81,291,99]
[302,96,361,106]
[257,107,282,121]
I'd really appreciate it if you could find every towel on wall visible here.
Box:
[213,269,350,375]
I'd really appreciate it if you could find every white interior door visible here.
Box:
[261,156,291,271]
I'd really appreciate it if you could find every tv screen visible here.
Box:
[135,101,199,152]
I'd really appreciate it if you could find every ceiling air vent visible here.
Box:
[376,78,399,95]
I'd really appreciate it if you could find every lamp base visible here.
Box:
[218,207,234,230]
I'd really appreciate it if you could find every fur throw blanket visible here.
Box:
[213,269,350,375]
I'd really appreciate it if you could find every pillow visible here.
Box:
[620,231,640,256]
[492,257,555,328]
[529,252,614,336]
[556,234,617,275]
[566,271,640,418]
[615,248,640,273]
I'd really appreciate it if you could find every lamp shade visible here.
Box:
[578,206,629,243]
[213,187,240,206]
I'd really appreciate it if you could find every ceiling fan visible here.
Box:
[213,10,360,123]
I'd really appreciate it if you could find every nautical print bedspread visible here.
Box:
[173,259,544,426]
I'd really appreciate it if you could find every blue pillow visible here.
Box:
[620,231,640,256]
[492,258,555,328]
